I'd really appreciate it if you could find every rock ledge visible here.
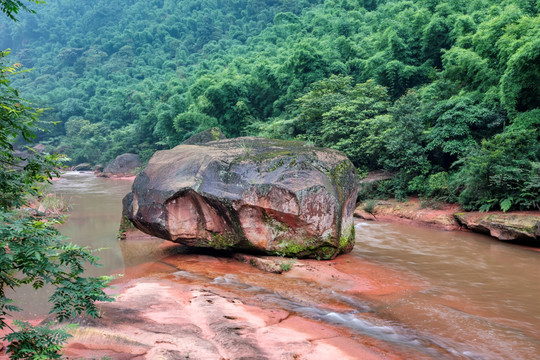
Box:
[454,212,540,242]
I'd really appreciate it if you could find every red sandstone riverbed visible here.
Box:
[3,172,540,359]
[59,230,427,360]
[0,228,424,360]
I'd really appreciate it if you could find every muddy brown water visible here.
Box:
[11,171,540,359]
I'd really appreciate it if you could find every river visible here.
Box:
[15,171,540,359]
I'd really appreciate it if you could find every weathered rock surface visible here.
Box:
[181,127,226,145]
[72,162,92,171]
[59,274,401,360]
[455,212,540,242]
[51,229,420,360]
[123,137,358,258]
[102,153,141,177]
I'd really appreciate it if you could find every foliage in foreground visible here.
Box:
[2,321,74,360]
[1,38,114,360]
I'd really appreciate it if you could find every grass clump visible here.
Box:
[362,200,377,216]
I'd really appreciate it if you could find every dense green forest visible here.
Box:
[1,0,539,211]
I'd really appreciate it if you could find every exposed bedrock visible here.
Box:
[455,212,540,243]
[123,137,358,259]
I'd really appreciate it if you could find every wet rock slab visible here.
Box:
[455,212,540,242]
[52,228,427,360]
[58,254,411,360]
[61,280,398,360]
[124,137,358,258]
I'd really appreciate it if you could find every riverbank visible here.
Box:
[354,198,540,244]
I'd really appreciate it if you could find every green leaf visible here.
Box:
[500,198,513,212]
[479,203,493,212]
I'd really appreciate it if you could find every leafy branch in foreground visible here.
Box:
[2,321,74,360]
[1,44,114,359]
[0,0,44,21]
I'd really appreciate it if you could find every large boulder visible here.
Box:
[103,153,142,177]
[123,137,358,259]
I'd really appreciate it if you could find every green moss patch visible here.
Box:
[209,232,238,250]
[273,236,340,259]
[338,225,355,253]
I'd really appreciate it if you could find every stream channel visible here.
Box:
[15,171,540,359]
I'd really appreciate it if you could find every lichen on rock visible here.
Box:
[123,137,358,258]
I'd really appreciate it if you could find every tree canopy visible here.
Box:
[1,0,539,211]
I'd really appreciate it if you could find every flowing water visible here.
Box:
[351,222,540,359]
[13,172,540,359]
[7,171,157,317]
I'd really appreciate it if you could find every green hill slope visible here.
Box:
[2,0,539,211]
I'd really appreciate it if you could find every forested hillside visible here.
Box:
[1,0,539,211]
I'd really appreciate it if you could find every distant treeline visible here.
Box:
[1,0,539,211]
